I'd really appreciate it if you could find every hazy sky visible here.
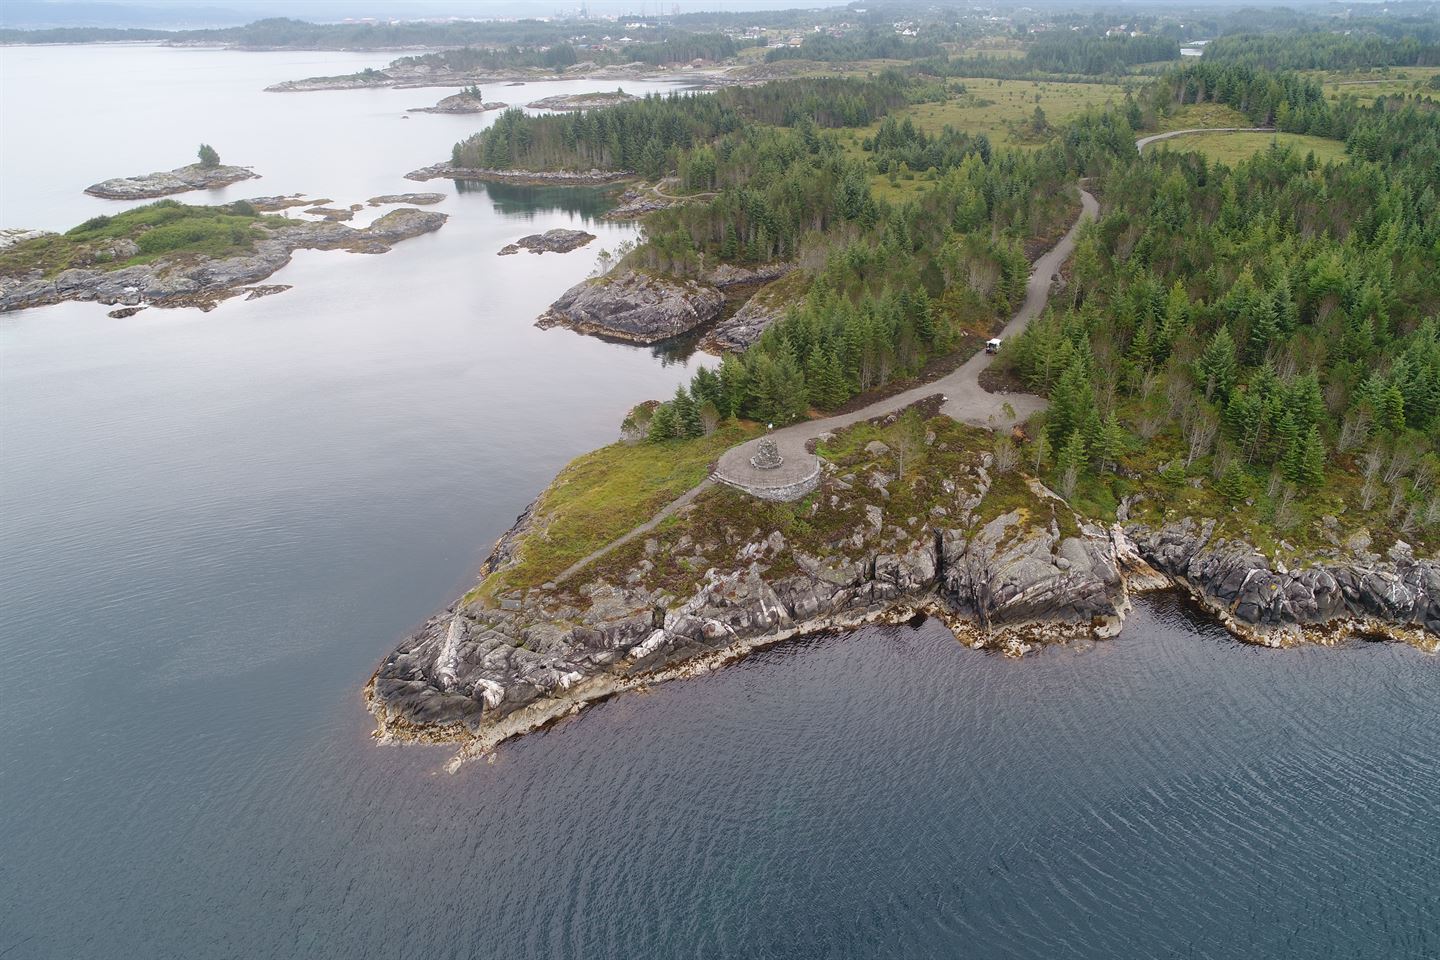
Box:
[2,0,852,30]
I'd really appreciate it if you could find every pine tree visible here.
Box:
[720,224,739,262]
[672,386,702,439]
[197,143,220,168]
[1217,461,1253,503]
[819,350,848,409]
[1093,412,1127,475]
[1056,429,1089,477]
[647,402,678,442]
[1197,326,1238,401]
[1285,426,1326,486]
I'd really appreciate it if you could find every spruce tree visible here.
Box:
[672,386,702,439]
[647,402,678,442]
[1197,326,1238,401]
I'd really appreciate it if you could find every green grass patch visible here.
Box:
[1152,130,1350,167]
[472,421,763,601]
[1308,66,1440,105]
[1,200,276,279]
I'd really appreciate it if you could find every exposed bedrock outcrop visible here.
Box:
[368,506,1436,755]
[498,228,595,256]
[84,164,259,200]
[536,269,725,343]
[407,94,506,114]
[1128,517,1440,646]
[700,265,798,352]
[0,208,447,314]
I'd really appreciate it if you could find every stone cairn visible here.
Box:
[750,437,783,470]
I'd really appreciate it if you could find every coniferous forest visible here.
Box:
[447,30,1440,543]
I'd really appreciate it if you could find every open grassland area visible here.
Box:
[470,421,763,600]
[0,201,273,279]
[1153,130,1350,166]
[1152,102,1254,132]
[1309,66,1440,104]
[835,77,1122,202]
[898,77,1124,147]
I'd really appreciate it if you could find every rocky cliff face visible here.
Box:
[535,269,725,344]
[84,164,259,200]
[0,208,447,314]
[1129,518,1440,646]
[370,500,1437,756]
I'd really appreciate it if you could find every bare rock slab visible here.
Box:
[536,269,724,344]
[497,228,596,256]
[85,164,259,200]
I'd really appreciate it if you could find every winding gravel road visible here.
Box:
[550,124,1286,582]
[555,186,1097,583]
[711,186,1099,494]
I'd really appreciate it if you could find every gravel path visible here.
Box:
[712,186,1098,490]
[557,185,1098,583]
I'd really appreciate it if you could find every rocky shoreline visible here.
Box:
[405,161,634,186]
[498,228,596,256]
[367,419,1437,766]
[367,192,446,206]
[85,163,259,200]
[526,91,638,111]
[265,63,717,94]
[536,262,791,346]
[536,269,726,344]
[0,208,446,314]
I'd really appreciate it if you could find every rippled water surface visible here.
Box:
[2,47,1438,960]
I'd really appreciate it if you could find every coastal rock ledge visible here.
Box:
[85,164,259,200]
[367,502,1437,761]
[536,269,724,343]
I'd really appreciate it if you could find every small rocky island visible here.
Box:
[526,90,638,111]
[1,202,446,313]
[368,193,446,206]
[408,91,507,114]
[497,229,596,256]
[85,162,259,200]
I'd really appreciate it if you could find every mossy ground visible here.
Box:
[0,201,277,279]
[471,421,763,602]
[487,394,1436,617]
[594,412,999,601]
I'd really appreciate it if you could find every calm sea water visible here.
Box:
[2,46,1437,960]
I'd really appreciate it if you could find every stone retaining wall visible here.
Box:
[712,461,821,502]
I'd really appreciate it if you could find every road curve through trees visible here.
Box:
[711,186,1098,495]
[552,125,1293,583]
[1134,127,1276,153]
[555,185,1097,584]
